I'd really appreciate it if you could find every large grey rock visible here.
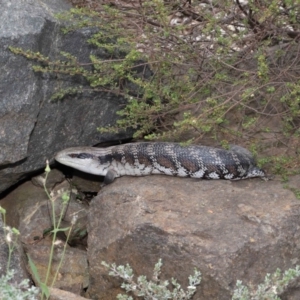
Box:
[0,0,130,193]
[86,175,300,299]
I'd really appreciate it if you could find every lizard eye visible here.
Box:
[69,153,94,159]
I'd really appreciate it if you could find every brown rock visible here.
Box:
[26,243,89,295]
[86,175,300,299]
[0,174,89,295]
[49,287,91,300]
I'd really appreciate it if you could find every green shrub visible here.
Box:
[10,1,300,144]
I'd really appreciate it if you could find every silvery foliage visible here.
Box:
[102,259,201,300]
[232,266,300,300]
[0,269,39,300]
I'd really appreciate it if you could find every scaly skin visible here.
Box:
[55,142,267,184]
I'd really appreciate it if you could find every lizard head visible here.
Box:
[55,147,109,176]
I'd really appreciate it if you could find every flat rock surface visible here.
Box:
[87,175,300,299]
